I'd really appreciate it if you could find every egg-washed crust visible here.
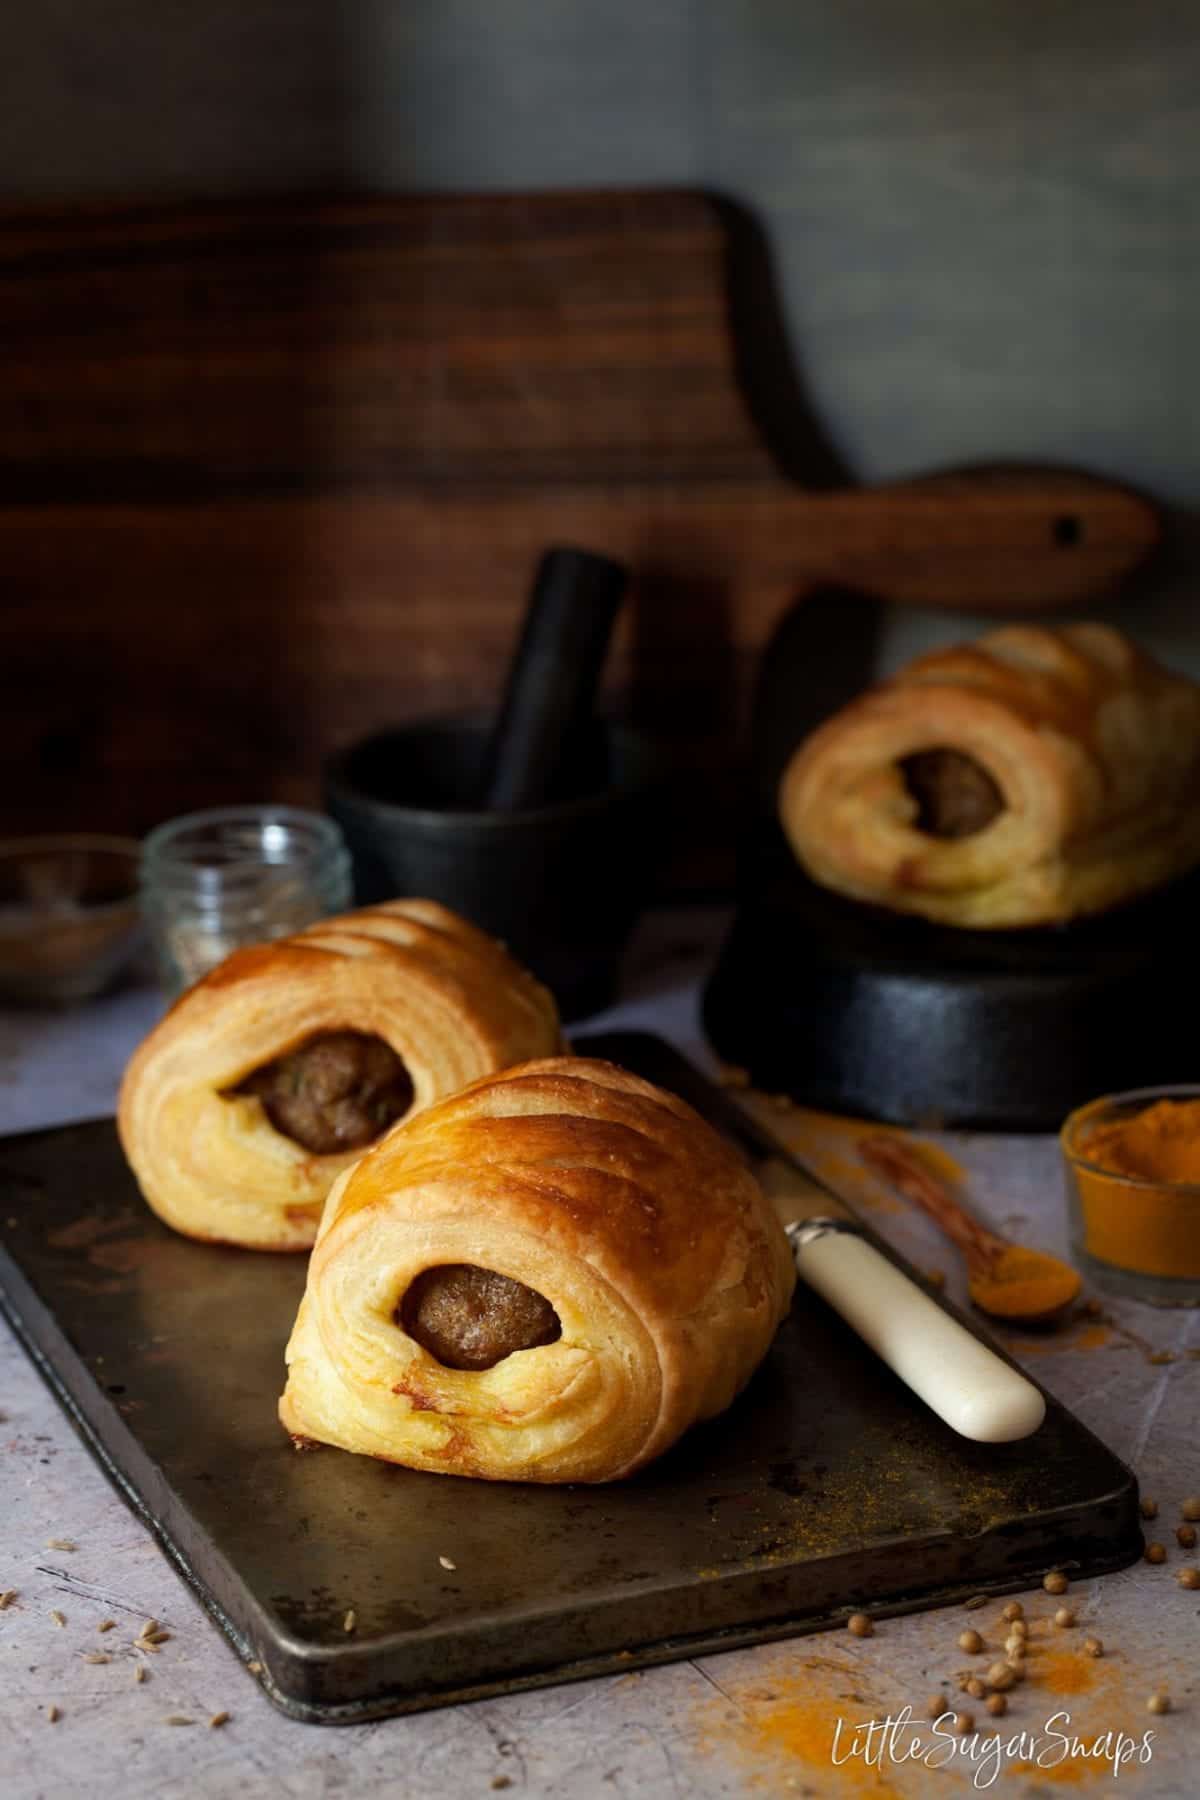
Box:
[779,623,1200,928]
[279,1057,796,1483]
[117,899,562,1250]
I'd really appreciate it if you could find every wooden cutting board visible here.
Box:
[0,189,1161,883]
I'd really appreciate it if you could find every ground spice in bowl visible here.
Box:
[1060,1088,1200,1303]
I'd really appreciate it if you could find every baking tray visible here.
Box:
[0,1031,1141,1723]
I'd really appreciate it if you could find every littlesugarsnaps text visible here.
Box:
[830,1707,1155,1789]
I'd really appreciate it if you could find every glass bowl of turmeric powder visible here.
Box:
[1061,1086,1200,1305]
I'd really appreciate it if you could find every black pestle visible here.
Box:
[477,547,629,811]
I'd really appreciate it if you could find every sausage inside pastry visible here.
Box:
[279,1058,795,1483]
[118,899,562,1250]
[778,623,1200,928]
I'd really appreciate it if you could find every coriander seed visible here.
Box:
[1181,1497,1200,1522]
[1083,1636,1104,1658]
[1176,1524,1197,1549]
[1140,1498,1159,1520]
[847,1613,873,1637]
[1001,1601,1024,1622]
[1147,1693,1170,1715]
[958,1629,984,1654]
[1177,1567,1200,1590]
[1054,1607,1076,1628]
[1145,1543,1167,1564]
[986,1693,1008,1718]
[965,1677,986,1700]
[954,1712,974,1734]
[1043,1571,1069,1595]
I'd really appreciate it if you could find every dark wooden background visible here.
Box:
[0,189,1160,889]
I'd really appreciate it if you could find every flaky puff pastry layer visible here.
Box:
[779,623,1200,928]
[118,899,561,1251]
[279,1058,795,1483]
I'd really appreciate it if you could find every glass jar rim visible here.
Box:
[142,806,346,873]
[1060,1083,1200,1195]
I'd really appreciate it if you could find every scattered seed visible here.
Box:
[1181,1498,1200,1522]
[46,1704,60,1723]
[958,1629,984,1654]
[97,1619,115,1634]
[1054,1608,1076,1628]
[343,1610,356,1634]
[247,1661,263,1675]
[82,1652,110,1665]
[1008,1619,1028,1639]
[1005,1636,1026,1657]
[491,1782,513,1794]
[1147,1693,1171,1715]
[1148,1352,1174,1366]
[1004,1656,1026,1680]
[986,1693,1008,1717]
[1083,1636,1104,1658]
[208,1711,229,1729]
[0,1590,17,1610]
[1140,1498,1159,1520]
[953,1712,975,1735]
[1145,1543,1167,1564]
[165,1715,194,1726]
[1000,1601,1024,1623]
[135,1665,147,1684]
[45,1540,76,1552]
[963,1594,989,1611]
[847,1613,873,1637]
[141,1619,159,1638]
[438,1556,457,1572]
[964,1677,986,1699]
[1176,1525,1197,1549]
[986,1663,1015,1691]
[49,1610,66,1628]
[1178,1567,1200,1590]
[1043,1571,1069,1595]
[926,1270,947,1291]
[141,1629,171,1646]
[925,1694,947,1719]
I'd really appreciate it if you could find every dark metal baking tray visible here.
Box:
[0,1032,1141,1723]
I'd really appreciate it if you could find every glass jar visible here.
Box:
[141,806,353,995]
[1061,1085,1200,1307]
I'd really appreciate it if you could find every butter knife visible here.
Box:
[578,1032,1046,1445]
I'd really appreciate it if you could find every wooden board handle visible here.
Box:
[629,465,1163,617]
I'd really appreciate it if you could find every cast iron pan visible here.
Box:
[703,588,1200,1129]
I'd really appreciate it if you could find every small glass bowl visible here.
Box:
[0,835,143,1005]
[1061,1085,1200,1306]
[141,806,352,995]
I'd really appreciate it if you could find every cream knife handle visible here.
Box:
[789,1221,1046,1443]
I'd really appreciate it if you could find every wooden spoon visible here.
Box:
[858,1134,1081,1326]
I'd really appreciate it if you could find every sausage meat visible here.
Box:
[899,748,1004,839]
[235,1030,413,1154]
[400,1264,561,1370]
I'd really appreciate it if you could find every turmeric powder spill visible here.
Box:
[1064,1095,1200,1283]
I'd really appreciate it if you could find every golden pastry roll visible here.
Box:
[279,1057,796,1483]
[118,899,561,1251]
[778,623,1200,928]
